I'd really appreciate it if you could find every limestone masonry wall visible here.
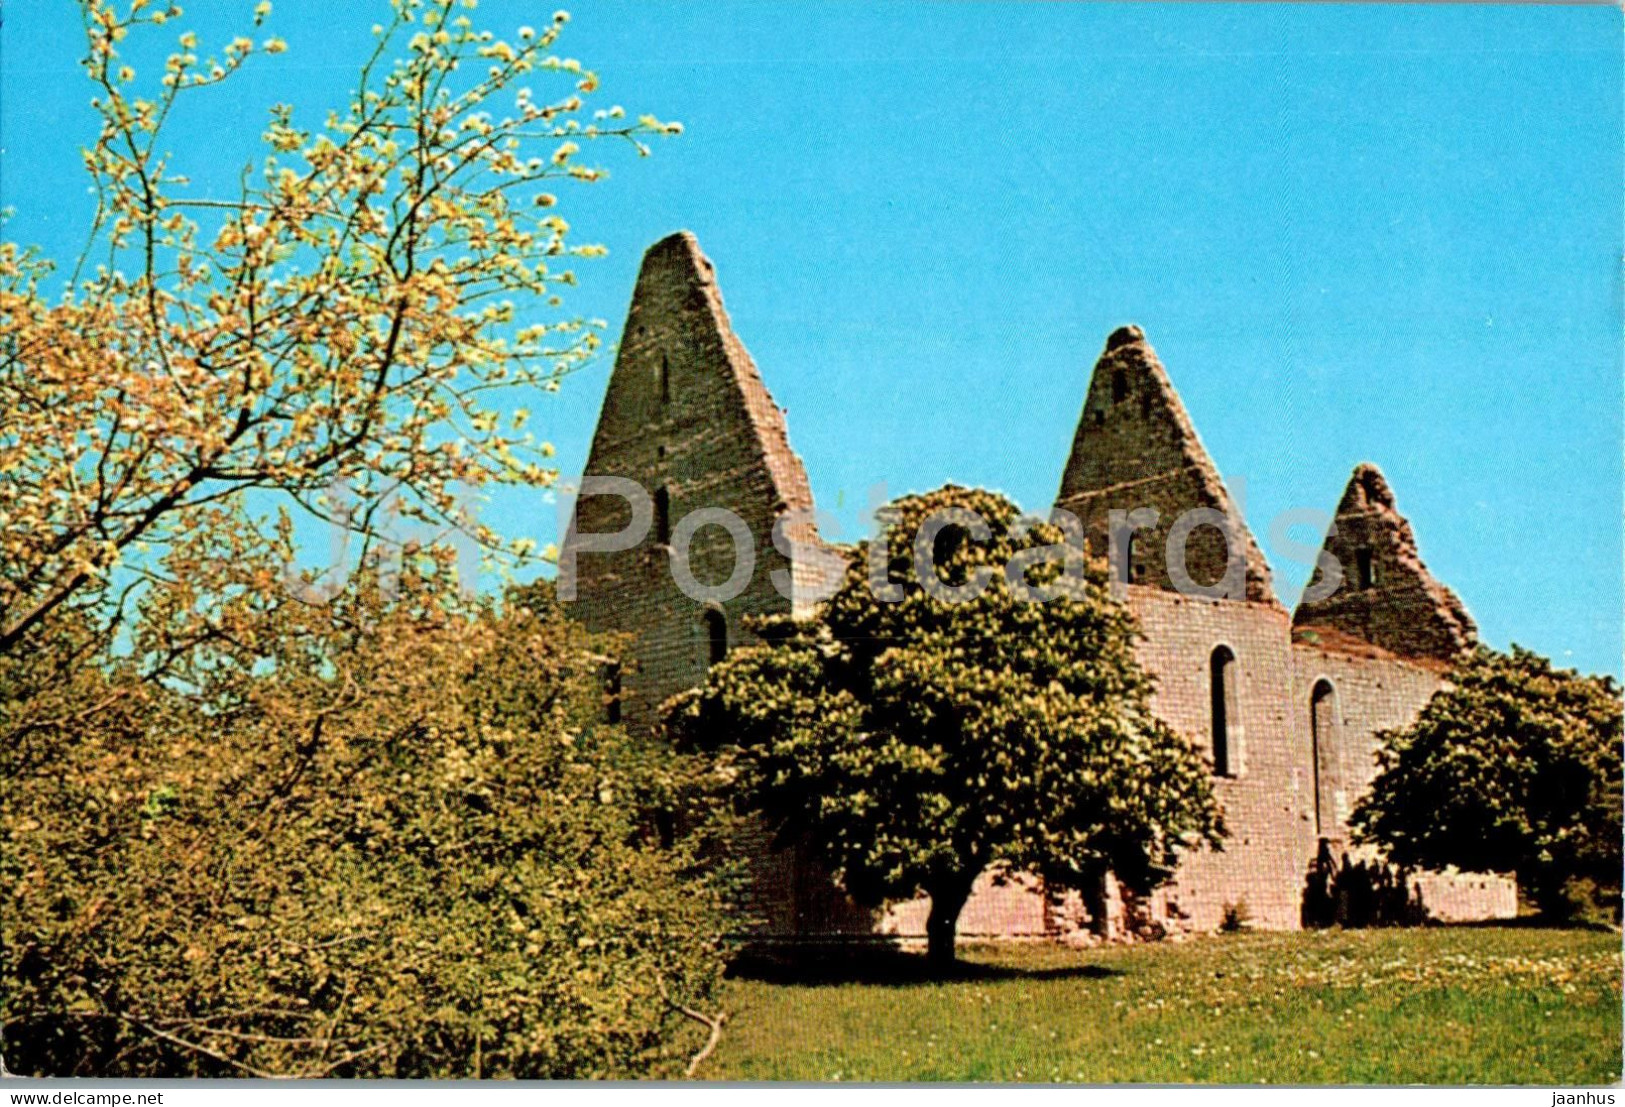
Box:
[1128,589,1315,932]
[560,232,822,731]
[1290,643,1516,921]
[566,232,1517,942]
[560,233,866,936]
[1290,646,1444,845]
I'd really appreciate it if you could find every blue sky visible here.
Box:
[3,1,1620,676]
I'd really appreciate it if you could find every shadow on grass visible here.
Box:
[727,943,1123,988]
[1439,915,1620,933]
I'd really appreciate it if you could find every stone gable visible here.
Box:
[1053,326,1277,605]
[1292,462,1477,666]
[560,231,825,729]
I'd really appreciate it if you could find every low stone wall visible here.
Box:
[1415,870,1519,923]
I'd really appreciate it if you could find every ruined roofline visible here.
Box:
[1291,461,1477,664]
[633,231,820,535]
[1290,623,1454,674]
[1054,324,1281,607]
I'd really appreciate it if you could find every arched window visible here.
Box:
[1210,646,1239,776]
[1310,679,1339,837]
[703,608,727,668]
[603,661,623,725]
[1355,547,1374,590]
[658,354,671,404]
[654,486,671,546]
[1111,368,1129,404]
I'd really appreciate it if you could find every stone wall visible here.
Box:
[883,589,1320,938]
[561,232,869,940]
[730,821,879,938]
[1048,326,1316,931]
[1291,641,1516,922]
[1127,588,1317,931]
[560,232,826,730]
[881,870,1053,941]
[1289,467,1511,924]
[879,620,1517,939]
[563,238,1517,942]
[1289,644,1444,845]
[1413,871,1518,922]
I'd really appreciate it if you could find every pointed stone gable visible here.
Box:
[563,232,823,727]
[578,231,816,527]
[1292,463,1476,665]
[1053,325,1277,605]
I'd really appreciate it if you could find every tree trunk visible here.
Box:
[1081,866,1112,939]
[1525,868,1575,922]
[925,873,976,973]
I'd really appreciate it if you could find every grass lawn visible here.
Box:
[707,926,1622,1083]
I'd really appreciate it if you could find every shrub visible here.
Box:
[2,571,731,1078]
[1219,900,1252,933]
[1351,646,1622,921]
[1301,841,1427,929]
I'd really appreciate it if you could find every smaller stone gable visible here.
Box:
[1292,463,1476,666]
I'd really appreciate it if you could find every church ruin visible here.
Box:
[561,231,1516,938]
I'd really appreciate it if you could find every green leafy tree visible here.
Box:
[666,486,1224,969]
[1351,646,1623,921]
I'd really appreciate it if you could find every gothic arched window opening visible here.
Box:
[1310,679,1339,836]
[704,608,728,668]
[654,486,671,546]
